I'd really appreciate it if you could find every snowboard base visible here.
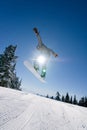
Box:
[24,60,46,83]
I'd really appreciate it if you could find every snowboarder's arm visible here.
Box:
[48,48,58,57]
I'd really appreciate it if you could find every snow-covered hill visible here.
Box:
[0,87,87,130]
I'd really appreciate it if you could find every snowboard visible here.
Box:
[24,60,46,83]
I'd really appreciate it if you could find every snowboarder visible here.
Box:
[33,27,58,78]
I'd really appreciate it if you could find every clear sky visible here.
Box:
[0,0,87,99]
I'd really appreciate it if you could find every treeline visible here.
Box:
[0,45,21,90]
[46,92,87,108]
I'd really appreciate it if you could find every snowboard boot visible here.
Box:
[41,66,46,78]
[34,63,39,71]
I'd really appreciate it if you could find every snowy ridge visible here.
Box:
[0,87,87,130]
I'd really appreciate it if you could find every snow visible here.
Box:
[0,87,87,130]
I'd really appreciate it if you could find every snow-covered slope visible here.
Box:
[0,87,87,130]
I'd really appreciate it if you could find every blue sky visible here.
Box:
[0,0,87,99]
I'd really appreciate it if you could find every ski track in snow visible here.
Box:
[0,87,87,130]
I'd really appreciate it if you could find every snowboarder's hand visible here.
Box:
[33,27,39,35]
[55,54,58,57]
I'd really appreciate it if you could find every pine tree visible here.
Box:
[0,45,21,90]
[55,91,61,101]
[79,97,85,107]
[50,96,54,99]
[65,92,70,103]
[70,96,72,104]
[61,95,65,102]
[46,94,49,98]
[73,95,77,105]
[84,97,87,107]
